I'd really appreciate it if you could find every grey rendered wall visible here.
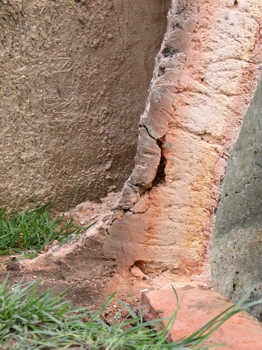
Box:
[0,0,169,212]
[211,77,262,320]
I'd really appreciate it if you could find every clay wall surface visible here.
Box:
[105,0,262,275]
[211,79,262,320]
[0,0,169,212]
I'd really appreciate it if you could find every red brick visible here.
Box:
[142,286,262,350]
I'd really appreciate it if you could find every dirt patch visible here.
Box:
[0,192,141,315]
[0,193,120,309]
[0,187,209,318]
[0,246,117,306]
[0,257,148,324]
[0,253,210,326]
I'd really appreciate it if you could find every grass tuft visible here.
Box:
[0,204,87,256]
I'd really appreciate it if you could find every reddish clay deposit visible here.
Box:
[104,0,262,275]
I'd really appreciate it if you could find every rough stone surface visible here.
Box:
[211,78,262,320]
[105,0,262,273]
[0,0,169,212]
[142,286,262,349]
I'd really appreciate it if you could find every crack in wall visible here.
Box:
[115,0,183,212]
[139,124,157,141]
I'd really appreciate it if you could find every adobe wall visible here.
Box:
[104,0,262,275]
[211,79,262,320]
[0,0,169,212]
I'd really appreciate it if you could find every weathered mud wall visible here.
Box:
[0,0,169,212]
[104,0,262,274]
[211,78,262,320]
[9,1,262,325]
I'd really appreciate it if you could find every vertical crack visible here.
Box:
[152,139,166,186]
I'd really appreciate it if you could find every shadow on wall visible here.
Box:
[211,77,262,321]
[0,0,169,212]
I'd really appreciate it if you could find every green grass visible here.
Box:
[0,204,88,256]
[0,278,261,350]
[0,205,261,348]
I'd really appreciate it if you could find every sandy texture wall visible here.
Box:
[104,0,262,274]
[211,79,262,320]
[0,0,169,212]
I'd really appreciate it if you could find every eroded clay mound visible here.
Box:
[104,0,262,275]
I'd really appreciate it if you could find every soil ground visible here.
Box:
[0,250,175,324]
[0,255,210,326]
[0,192,210,323]
[0,192,162,321]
